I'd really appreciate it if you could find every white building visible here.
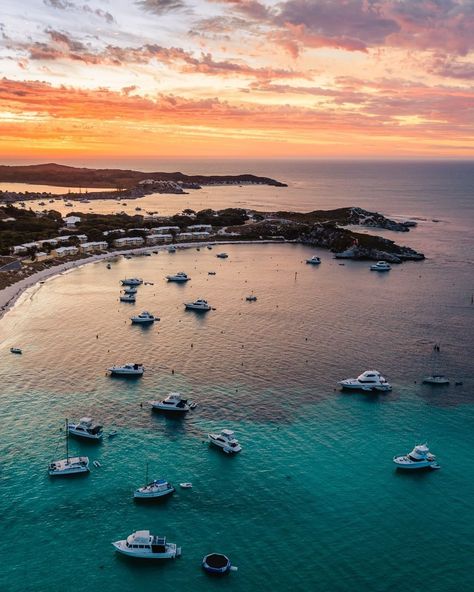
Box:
[191,232,211,239]
[176,233,194,241]
[146,234,173,245]
[54,246,79,257]
[113,236,145,248]
[150,226,180,235]
[63,215,81,228]
[187,224,213,232]
[80,241,108,253]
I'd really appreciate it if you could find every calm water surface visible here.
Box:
[1,161,473,591]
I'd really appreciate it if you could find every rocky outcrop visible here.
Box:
[301,223,424,262]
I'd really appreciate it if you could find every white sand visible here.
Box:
[0,240,284,321]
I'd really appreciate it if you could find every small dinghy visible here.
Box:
[202,553,236,575]
[108,430,118,438]
[93,460,102,468]
[10,347,22,354]
[246,295,257,302]
[180,482,193,489]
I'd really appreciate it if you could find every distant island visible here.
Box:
[0,163,287,199]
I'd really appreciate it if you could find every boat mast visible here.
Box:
[65,418,69,462]
[145,462,149,485]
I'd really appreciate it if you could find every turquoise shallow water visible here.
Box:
[0,238,473,592]
[1,160,474,591]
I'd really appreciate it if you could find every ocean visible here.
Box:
[0,160,473,591]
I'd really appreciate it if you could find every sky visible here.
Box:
[0,0,473,160]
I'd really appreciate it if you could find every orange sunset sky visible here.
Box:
[1,0,473,160]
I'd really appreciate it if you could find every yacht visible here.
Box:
[134,476,175,500]
[150,393,191,413]
[48,419,90,476]
[393,443,440,470]
[208,429,242,453]
[184,299,211,311]
[112,531,181,559]
[131,311,157,324]
[339,370,392,392]
[370,261,391,271]
[168,246,177,253]
[121,278,143,286]
[306,255,321,265]
[216,252,228,259]
[68,417,103,440]
[120,293,136,303]
[108,363,144,376]
[423,375,450,385]
[166,272,190,282]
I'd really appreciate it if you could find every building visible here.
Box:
[113,236,145,248]
[54,246,79,257]
[187,224,213,232]
[80,241,108,253]
[190,232,211,239]
[149,226,180,235]
[176,233,194,242]
[146,234,173,245]
[63,215,81,228]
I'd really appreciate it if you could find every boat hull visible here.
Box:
[112,542,179,559]
[208,437,241,454]
[134,488,175,500]
[68,429,102,440]
[151,404,189,413]
[393,458,439,470]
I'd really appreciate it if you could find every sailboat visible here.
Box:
[133,462,175,500]
[48,419,90,476]
[423,344,450,385]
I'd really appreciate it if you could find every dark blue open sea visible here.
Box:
[0,160,473,591]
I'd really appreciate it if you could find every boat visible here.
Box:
[423,344,449,385]
[48,419,90,476]
[216,252,228,259]
[180,482,192,489]
[339,370,392,392]
[10,347,22,354]
[108,363,144,376]
[246,295,257,302]
[68,417,103,440]
[168,246,177,253]
[202,553,233,574]
[184,299,211,311]
[131,311,157,324]
[208,429,242,453]
[393,443,440,470]
[112,531,181,559]
[123,286,137,294]
[121,278,143,286]
[207,246,213,250]
[134,465,175,500]
[120,294,136,303]
[306,255,321,265]
[149,393,191,413]
[370,261,391,271]
[423,375,450,385]
[166,272,190,282]
[208,271,216,275]
[106,263,111,269]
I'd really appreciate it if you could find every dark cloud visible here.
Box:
[135,0,187,15]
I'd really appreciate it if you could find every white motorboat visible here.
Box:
[134,474,175,500]
[168,246,177,253]
[184,299,211,311]
[393,443,440,470]
[370,261,391,271]
[68,417,103,440]
[120,294,136,303]
[108,363,144,376]
[306,255,321,265]
[216,252,228,259]
[131,311,157,324]
[49,419,90,476]
[150,393,191,413]
[423,375,450,385]
[246,295,257,302]
[180,482,192,488]
[121,278,143,286]
[208,429,242,453]
[112,531,181,559]
[123,286,138,294]
[166,272,190,282]
[339,370,392,392]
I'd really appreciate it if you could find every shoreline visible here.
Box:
[0,240,287,322]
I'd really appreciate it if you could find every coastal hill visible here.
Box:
[0,163,287,189]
